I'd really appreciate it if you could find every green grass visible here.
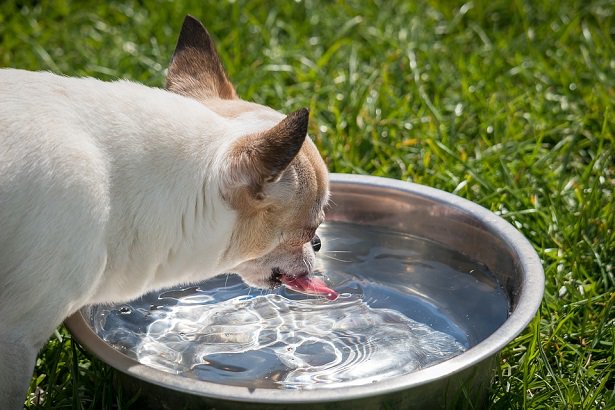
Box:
[1,0,613,408]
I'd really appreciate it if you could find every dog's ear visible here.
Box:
[224,108,309,200]
[166,15,237,100]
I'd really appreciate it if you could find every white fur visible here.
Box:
[0,69,276,407]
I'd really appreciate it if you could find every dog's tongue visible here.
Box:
[281,275,338,301]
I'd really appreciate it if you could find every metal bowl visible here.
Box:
[65,173,544,409]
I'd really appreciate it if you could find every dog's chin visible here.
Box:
[238,267,307,290]
[234,269,280,290]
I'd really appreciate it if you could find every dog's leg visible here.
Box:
[0,336,37,409]
[0,246,107,408]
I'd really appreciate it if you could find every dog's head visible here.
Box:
[166,16,329,290]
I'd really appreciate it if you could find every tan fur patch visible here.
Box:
[223,136,328,264]
[199,98,277,118]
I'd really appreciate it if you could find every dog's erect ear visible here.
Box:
[166,15,237,100]
[226,108,309,199]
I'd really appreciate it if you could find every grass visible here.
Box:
[1,0,613,408]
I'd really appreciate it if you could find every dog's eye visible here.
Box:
[311,235,321,252]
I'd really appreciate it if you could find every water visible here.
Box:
[91,222,509,389]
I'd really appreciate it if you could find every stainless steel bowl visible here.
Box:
[65,173,544,409]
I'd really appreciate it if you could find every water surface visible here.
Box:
[91,222,509,389]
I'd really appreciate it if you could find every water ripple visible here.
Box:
[94,291,465,389]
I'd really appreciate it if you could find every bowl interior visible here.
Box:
[65,174,544,404]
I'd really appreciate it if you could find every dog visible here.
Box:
[0,15,333,408]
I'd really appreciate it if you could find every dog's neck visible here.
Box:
[61,78,249,303]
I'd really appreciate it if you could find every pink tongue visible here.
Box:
[281,275,338,301]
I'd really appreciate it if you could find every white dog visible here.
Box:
[0,16,334,408]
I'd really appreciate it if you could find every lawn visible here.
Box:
[1,0,613,408]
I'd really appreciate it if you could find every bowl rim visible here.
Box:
[65,173,544,404]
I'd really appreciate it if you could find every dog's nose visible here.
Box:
[311,234,321,252]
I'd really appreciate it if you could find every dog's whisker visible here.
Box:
[302,257,311,273]
[317,236,344,244]
[318,253,352,263]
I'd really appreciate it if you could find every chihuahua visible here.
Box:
[0,16,335,408]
